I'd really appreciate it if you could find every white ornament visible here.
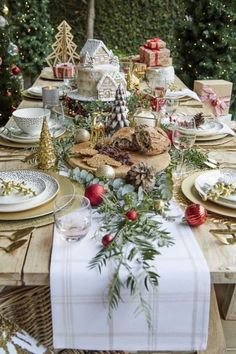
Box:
[75,128,90,143]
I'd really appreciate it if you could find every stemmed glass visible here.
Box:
[165,98,179,122]
[172,116,196,178]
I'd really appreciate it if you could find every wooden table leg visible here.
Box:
[198,286,226,354]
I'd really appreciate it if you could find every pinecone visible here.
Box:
[126,162,156,192]
[193,112,205,128]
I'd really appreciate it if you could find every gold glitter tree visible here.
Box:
[37,118,56,170]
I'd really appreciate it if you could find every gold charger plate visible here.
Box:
[195,136,233,147]
[181,171,236,219]
[0,173,75,221]
[68,141,171,178]
[22,90,42,100]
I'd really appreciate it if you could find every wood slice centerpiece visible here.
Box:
[68,142,171,178]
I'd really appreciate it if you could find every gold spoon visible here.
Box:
[0,239,28,253]
[0,227,35,242]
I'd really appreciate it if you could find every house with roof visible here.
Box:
[80,39,112,66]
[97,74,117,100]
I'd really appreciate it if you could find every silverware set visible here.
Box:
[0,227,35,253]
[204,157,236,169]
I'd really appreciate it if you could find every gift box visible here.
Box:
[52,62,76,79]
[146,37,166,50]
[194,79,233,116]
[144,47,170,67]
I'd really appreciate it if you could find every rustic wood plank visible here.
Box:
[222,319,236,349]
[198,287,226,354]
[23,224,54,285]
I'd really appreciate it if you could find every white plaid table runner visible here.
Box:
[50,203,210,351]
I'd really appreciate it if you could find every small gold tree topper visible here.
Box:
[37,118,57,170]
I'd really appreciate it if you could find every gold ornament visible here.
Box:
[3,5,9,15]
[90,114,105,145]
[154,200,166,214]
[37,118,57,170]
[127,67,140,91]
[133,62,147,79]
[75,128,90,143]
[95,165,115,179]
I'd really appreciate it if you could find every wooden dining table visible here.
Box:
[0,71,236,353]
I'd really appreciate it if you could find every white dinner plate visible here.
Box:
[195,133,228,141]
[27,86,64,97]
[194,169,236,209]
[0,125,65,143]
[0,174,46,205]
[195,120,224,137]
[0,170,59,212]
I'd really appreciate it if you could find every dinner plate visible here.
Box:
[27,86,64,97]
[0,125,66,143]
[195,133,228,141]
[181,171,236,219]
[195,120,224,137]
[0,173,46,205]
[0,170,59,212]
[194,169,236,209]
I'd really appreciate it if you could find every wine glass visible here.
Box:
[54,195,92,242]
[165,98,179,122]
[172,116,196,178]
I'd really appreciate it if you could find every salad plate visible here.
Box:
[194,169,236,209]
[0,170,59,212]
[0,174,46,205]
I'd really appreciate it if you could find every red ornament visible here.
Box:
[4,90,12,97]
[11,65,21,75]
[84,184,106,206]
[102,234,113,247]
[185,204,207,227]
[166,130,173,145]
[125,210,138,221]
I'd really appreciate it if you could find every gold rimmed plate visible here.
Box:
[0,173,75,221]
[181,171,236,219]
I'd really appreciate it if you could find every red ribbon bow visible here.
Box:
[200,85,230,116]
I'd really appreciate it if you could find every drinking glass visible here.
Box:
[54,195,92,242]
[165,98,179,122]
[172,116,196,178]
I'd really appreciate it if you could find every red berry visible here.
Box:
[102,234,113,247]
[84,183,106,206]
[125,210,138,221]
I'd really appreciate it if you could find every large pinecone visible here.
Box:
[126,162,156,192]
[193,112,205,128]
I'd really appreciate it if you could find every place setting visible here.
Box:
[0,107,66,148]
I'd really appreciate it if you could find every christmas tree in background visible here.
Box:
[8,0,53,82]
[0,5,21,125]
[175,0,236,114]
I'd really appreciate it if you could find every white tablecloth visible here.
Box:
[50,203,210,351]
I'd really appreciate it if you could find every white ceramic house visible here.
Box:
[97,74,117,100]
[80,39,112,66]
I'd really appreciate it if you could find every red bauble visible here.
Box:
[125,210,138,221]
[167,130,173,145]
[11,65,21,75]
[185,204,207,227]
[4,90,12,97]
[84,184,106,206]
[102,234,113,247]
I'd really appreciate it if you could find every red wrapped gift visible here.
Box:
[146,37,166,50]
[144,48,170,67]
[52,63,76,79]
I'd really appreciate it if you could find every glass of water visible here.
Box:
[54,195,92,242]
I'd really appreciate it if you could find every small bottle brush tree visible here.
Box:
[0,6,21,125]
[108,84,129,133]
[175,0,236,114]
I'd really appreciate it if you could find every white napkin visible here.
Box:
[166,88,201,102]
[219,122,236,136]
[50,202,210,351]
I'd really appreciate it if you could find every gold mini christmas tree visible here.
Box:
[37,118,57,170]
[45,20,80,66]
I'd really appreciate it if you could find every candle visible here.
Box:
[134,110,156,127]
[42,86,59,106]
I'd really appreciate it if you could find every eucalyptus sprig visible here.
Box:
[89,190,174,326]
